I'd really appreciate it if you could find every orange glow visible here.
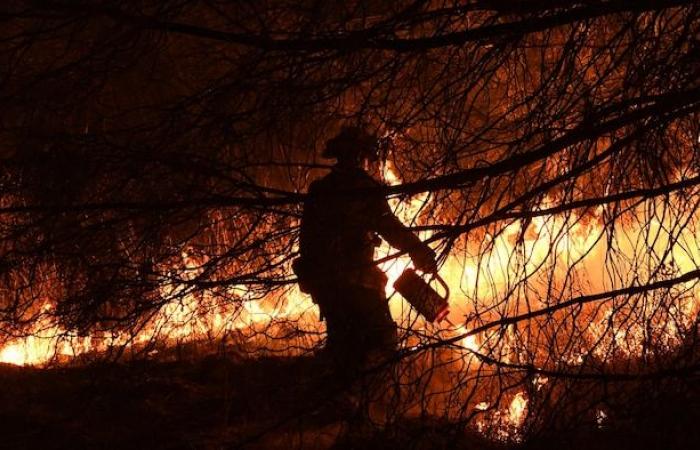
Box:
[0,159,698,442]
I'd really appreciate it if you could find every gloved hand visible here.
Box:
[411,245,438,274]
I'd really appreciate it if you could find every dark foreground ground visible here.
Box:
[1,350,699,450]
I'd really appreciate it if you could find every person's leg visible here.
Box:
[314,285,397,370]
[314,286,364,371]
[339,287,398,435]
[350,286,397,358]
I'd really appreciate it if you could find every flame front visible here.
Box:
[1,159,698,443]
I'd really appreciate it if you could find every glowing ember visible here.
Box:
[596,409,608,428]
[508,392,528,429]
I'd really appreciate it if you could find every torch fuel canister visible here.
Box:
[393,269,450,322]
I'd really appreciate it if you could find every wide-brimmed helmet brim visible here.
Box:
[322,127,378,160]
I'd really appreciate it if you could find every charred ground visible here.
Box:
[2,352,699,450]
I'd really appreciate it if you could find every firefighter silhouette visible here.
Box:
[295,127,437,366]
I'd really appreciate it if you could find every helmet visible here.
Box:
[322,127,379,161]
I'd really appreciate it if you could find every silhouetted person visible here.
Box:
[295,127,437,368]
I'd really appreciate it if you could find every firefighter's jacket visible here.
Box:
[297,166,428,293]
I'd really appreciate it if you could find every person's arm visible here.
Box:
[374,207,437,273]
[360,174,437,272]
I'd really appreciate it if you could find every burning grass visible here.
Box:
[1,165,700,447]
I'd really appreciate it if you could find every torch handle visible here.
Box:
[431,273,450,302]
